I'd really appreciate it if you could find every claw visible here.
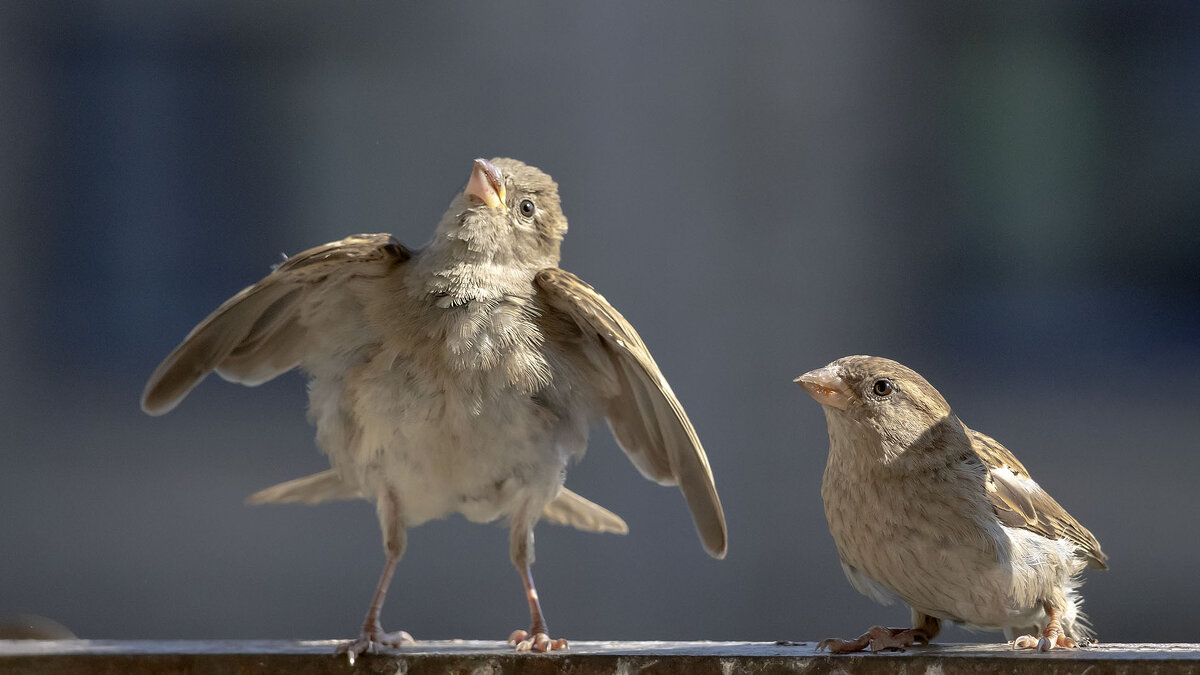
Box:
[816,625,932,654]
[508,629,568,652]
[1012,603,1080,653]
[1012,634,1040,650]
[336,628,415,663]
[1013,630,1077,651]
[818,637,854,654]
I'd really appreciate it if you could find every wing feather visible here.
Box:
[534,268,727,558]
[971,428,1109,569]
[141,233,410,415]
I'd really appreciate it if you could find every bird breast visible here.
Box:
[307,300,565,525]
[820,425,1014,626]
[382,289,556,398]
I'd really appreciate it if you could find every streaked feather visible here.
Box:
[971,428,1108,569]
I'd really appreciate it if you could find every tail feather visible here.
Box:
[248,474,629,538]
[246,470,361,505]
[541,487,628,534]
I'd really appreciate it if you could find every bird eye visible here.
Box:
[873,379,894,397]
[519,199,536,218]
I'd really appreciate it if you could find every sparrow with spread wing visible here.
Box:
[142,158,727,660]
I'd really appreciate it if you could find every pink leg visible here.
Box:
[506,519,568,652]
[1013,604,1079,652]
[337,490,414,664]
[818,613,941,654]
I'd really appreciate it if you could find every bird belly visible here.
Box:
[376,384,572,526]
[305,290,601,529]
[907,523,1086,632]
[408,397,566,525]
[309,341,586,529]
[829,513,1008,626]
[824,468,1086,632]
[822,463,1019,629]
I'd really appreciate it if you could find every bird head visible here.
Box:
[795,355,956,459]
[432,157,568,272]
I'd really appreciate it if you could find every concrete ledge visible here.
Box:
[3,640,1199,674]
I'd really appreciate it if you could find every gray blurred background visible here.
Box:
[2,1,1198,645]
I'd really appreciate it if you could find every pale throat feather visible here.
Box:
[419,226,552,302]
[823,410,900,471]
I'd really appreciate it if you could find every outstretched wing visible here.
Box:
[970,428,1108,569]
[534,268,727,558]
[141,233,410,415]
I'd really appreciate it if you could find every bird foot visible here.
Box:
[1012,632,1077,652]
[817,625,932,654]
[336,627,415,665]
[508,629,569,652]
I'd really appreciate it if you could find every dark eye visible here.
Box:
[519,199,536,217]
[873,379,894,397]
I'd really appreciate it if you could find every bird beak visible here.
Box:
[794,365,853,410]
[466,158,507,210]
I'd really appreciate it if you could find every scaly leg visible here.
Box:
[506,517,568,652]
[337,489,415,664]
[818,612,941,654]
[1013,603,1078,652]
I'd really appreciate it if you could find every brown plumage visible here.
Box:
[142,158,726,660]
[535,269,725,552]
[795,355,1106,653]
[142,234,411,413]
[972,428,1107,570]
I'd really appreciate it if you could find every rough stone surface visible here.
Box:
[2,640,1199,674]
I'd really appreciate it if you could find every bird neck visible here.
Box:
[413,241,545,302]
[824,410,967,474]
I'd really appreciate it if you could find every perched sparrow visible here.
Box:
[795,356,1106,653]
[142,158,727,660]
